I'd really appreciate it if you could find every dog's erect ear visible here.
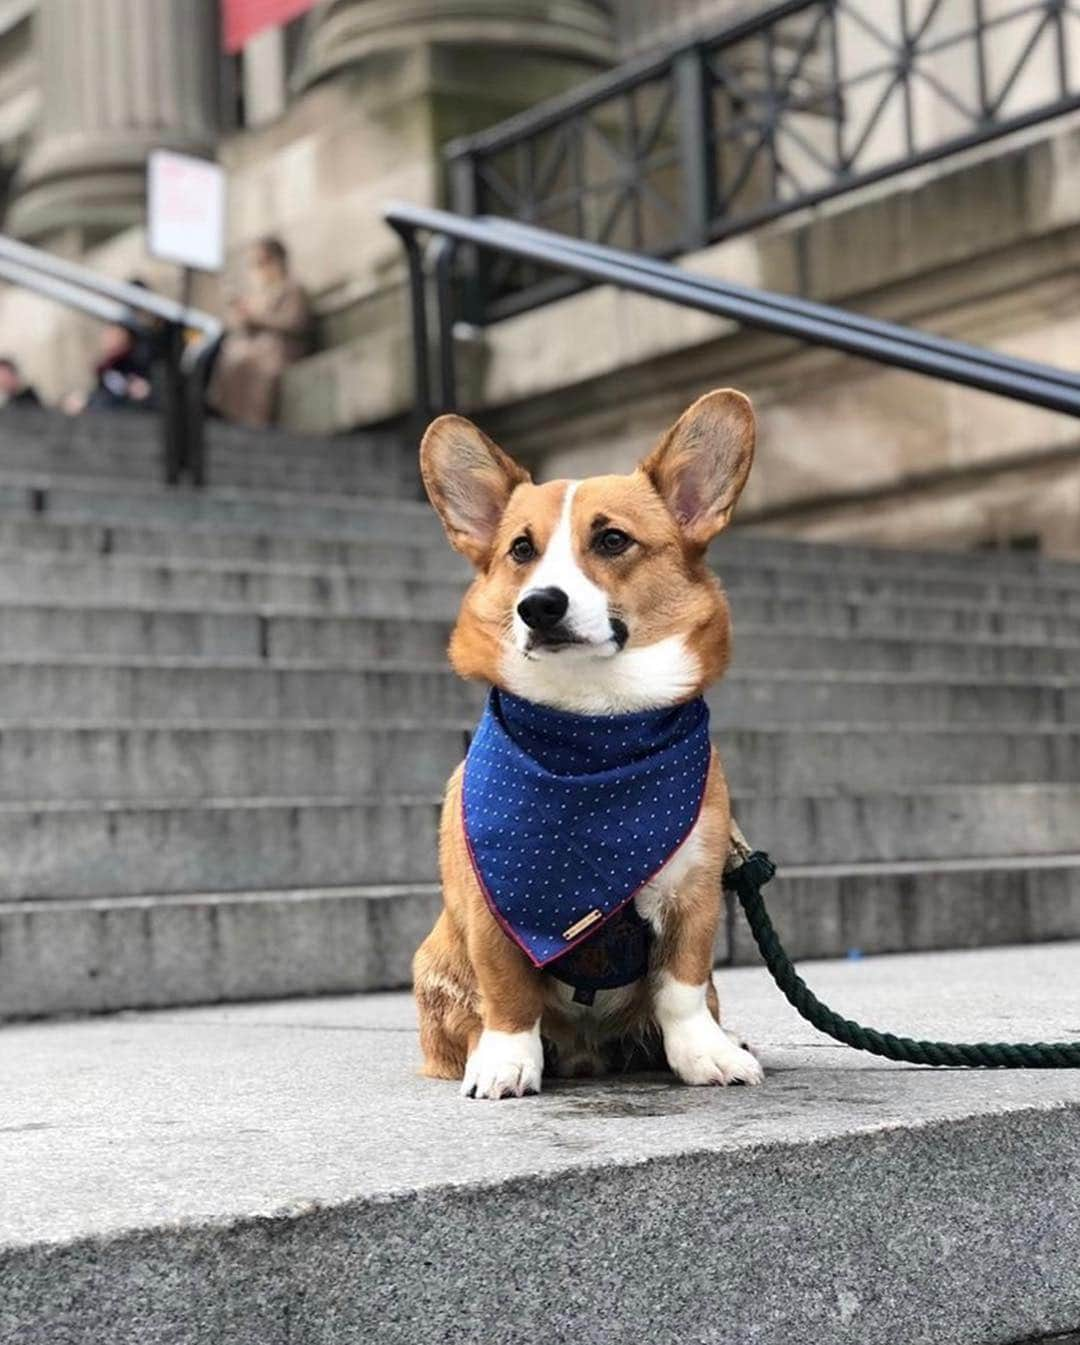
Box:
[420,415,531,566]
[640,389,755,549]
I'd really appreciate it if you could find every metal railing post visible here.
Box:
[185,373,207,487]
[158,323,187,486]
[429,234,460,414]
[674,44,713,251]
[388,220,435,431]
[448,148,478,218]
[448,149,484,325]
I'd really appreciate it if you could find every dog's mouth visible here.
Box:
[524,618,628,657]
[525,632,585,654]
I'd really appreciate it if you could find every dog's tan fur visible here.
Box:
[414,390,762,1096]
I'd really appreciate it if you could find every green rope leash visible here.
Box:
[723,852,1080,1068]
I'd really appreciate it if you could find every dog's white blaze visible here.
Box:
[514,481,612,649]
[462,1022,543,1099]
[653,971,764,1086]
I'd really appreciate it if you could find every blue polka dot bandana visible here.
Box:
[462,688,712,969]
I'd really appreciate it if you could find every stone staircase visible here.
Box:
[2,408,1080,1020]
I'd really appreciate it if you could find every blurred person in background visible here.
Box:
[62,277,160,415]
[208,236,311,430]
[0,356,41,408]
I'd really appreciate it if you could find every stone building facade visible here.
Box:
[0,0,1078,555]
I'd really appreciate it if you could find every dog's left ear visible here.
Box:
[640,389,755,549]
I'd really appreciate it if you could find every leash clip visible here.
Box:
[723,850,777,896]
[725,820,776,894]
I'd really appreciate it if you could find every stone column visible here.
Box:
[8,0,220,243]
[242,25,288,128]
[225,0,616,433]
[295,0,614,90]
[614,0,754,59]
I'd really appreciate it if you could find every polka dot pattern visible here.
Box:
[463,688,712,968]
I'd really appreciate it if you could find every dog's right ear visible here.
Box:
[420,415,531,567]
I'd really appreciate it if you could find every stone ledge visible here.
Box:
[3,942,1079,1343]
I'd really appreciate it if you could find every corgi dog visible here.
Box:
[413,388,764,1099]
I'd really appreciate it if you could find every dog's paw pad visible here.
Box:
[667,1020,765,1087]
[462,1028,543,1100]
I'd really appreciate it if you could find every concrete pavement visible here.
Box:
[3,942,1080,1344]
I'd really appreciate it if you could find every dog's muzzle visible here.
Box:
[517,586,628,654]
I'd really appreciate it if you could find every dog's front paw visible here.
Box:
[664,1017,764,1087]
[462,1027,543,1099]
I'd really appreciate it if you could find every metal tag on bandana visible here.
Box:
[462,689,711,968]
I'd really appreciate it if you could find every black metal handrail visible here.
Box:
[446,0,1080,319]
[0,234,223,484]
[491,217,1080,395]
[383,201,1080,424]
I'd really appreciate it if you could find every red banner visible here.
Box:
[221,0,316,53]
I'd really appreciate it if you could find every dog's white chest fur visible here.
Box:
[634,812,705,932]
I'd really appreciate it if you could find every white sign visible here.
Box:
[147,149,226,272]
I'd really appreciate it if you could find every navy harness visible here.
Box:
[462,689,712,1002]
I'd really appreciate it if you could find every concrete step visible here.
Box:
[718,722,1080,792]
[734,783,1080,866]
[0,656,1069,724]
[4,413,1080,582]
[8,552,1080,641]
[4,479,1080,619]
[0,884,440,1019]
[5,852,1080,1021]
[0,797,443,900]
[727,588,1080,642]
[3,782,1077,904]
[732,627,1080,676]
[0,657,1076,726]
[722,563,1080,611]
[0,721,468,800]
[203,424,419,498]
[0,471,442,541]
[6,502,1080,606]
[7,596,1080,673]
[0,513,467,571]
[0,719,1076,801]
[6,468,1080,600]
[0,553,467,615]
[3,442,1079,583]
[713,667,1080,724]
[729,852,1080,965]
[719,527,1080,582]
[6,504,1080,617]
[3,943,1079,1345]
[0,658,485,721]
[0,603,454,659]
[0,408,421,497]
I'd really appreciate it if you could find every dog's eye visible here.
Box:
[509,535,536,563]
[594,528,633,557]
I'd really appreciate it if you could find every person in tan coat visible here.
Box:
[209,236,311,429]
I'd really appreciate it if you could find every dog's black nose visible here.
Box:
[517,586,569,631]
